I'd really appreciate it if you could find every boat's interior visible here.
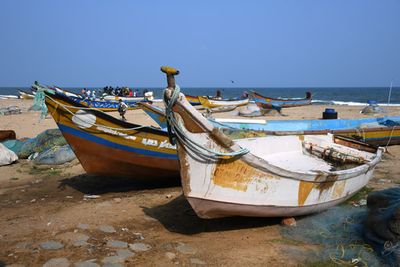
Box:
[234,134,376,173]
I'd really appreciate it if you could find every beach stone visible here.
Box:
[74,261,100,267]
[165,252,176,260]
[78,223,90,230]
[101,256,126,264]
[57,232,89,245]
[106,240,127,248]
[15,241,32,250]
[190,258,206,265]
[128,242,151,252]
[116,249,135,258]
[42,257,70,267]
[99,225,116,233]
[102,264,124,267]
[73,240,89,247]
[40,241,64,250]
[281,217,297,227]
[176,242,196,255]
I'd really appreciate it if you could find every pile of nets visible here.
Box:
[32,144,76,165]
[281,205,384,266]
[3,129,68,159]
[364,188,400,266]
[1,128,76,166]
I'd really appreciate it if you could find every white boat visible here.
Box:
[102,91,154,101]
[198,95,249,108]
[161,66,383,219]
[0,95,19,99]
[19,90,35,99]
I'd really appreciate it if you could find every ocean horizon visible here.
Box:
[1,86,399,106]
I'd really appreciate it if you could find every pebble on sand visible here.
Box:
[74,260,100,267]
[78,223,90,230]
[116,249,135,258]
[106,240,128,248]
[165,252,176,260]
[99,225,116,233]
[190,258,206,265]
[42,257,70,267]
[176,242,197,255]
[40,241,64,250]
[128,242,152,252]
[101,255,126,264]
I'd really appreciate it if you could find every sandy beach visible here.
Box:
[1,98,400,266]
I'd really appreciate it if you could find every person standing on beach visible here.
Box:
[118,99,128,121]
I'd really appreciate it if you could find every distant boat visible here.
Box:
[251,91,312,107]
[0,94,19,100]
[42,89,180,180]
[254,101,282,112]
[162,67,383,219]
[19,90,35,99]
[198,96,249,108]
[138,102,400,146]
[185,94,202,106]
[102,91,154,102]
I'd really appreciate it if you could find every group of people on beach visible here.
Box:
[80,88,97,100]
[102,86,148,97]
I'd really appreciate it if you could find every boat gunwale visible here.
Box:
[44,91,169,136]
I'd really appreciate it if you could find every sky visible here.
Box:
[0,0,399,88]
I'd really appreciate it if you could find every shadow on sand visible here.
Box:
[143,195,281,235]
[58,174,181,195]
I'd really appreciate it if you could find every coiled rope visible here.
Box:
[164,85,249,159]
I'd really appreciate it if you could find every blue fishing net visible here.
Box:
[379,120,400,127]
[33,144,76,165]
[281,205,385,266]
[18,129,67,159]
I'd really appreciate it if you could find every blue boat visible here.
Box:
[138,102,400,146]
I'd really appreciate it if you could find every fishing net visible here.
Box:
[18,129,68,159]
[33,144,76,165]
[280,205,385,266]
[364,188,400,266]
[2,139,26,155]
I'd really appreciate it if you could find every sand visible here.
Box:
[1,98,400,266]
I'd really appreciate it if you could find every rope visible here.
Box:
[164,85,249,160]
[385,126,396,150]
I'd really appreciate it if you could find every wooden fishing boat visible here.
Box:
[254,101,282,113]
[0,94,19,99]
[19,90,35,99]
[198,95,249,108]
[138,102,400,146]
[58,93,141,112]
[37,87,179,180]
[161,66,383,218]
[251,91,312,107]
[185,94,202,106]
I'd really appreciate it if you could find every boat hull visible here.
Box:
[187,193,354,219]
[198,96,249,108]
[252,91,312,107]
[44,91,180,181]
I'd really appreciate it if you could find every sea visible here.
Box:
[1,86,400,106]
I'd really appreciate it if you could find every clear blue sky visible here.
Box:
[0,0,399,87]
